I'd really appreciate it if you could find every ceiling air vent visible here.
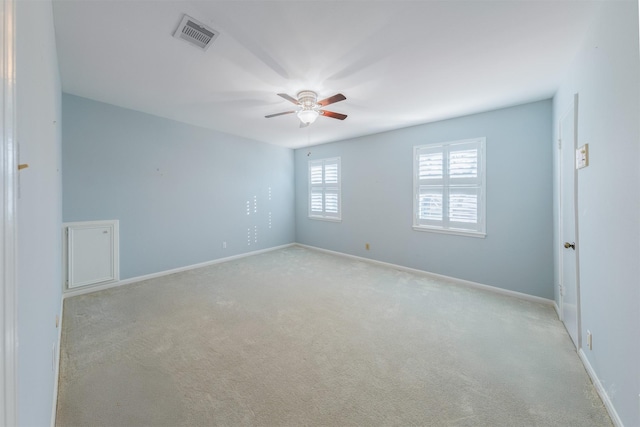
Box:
[173,15,219,51]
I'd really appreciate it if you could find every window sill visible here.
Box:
[309,216,342,223]
[412,225,486,238]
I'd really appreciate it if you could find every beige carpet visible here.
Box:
[56,246,611,426]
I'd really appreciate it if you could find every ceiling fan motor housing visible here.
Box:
[297,91,319,110]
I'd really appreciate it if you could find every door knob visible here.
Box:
[564,242,575,250]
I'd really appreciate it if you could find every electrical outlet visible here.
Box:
[55,315,59,328]
[586,330,593,350]
[222,241,227,249]
[365,243,370,250]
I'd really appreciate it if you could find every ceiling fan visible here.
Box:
[265,91,347,127]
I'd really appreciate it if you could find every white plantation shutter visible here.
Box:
[449,188,479,223]
[414,138,485,236]
[419,151,443,180]
[449,149,478,179]
[324,162,339,184]
[309,158,341,220]
[324,191,339,214]
[418,188,443,221]
[310,190,324,214]
[310,163,323,185]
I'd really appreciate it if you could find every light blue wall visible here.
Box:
[295,100,553,299]
[62,94,295,280]
[553,2,639,425]
[16,0,63,425]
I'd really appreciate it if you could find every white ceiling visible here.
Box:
[52,0,597,149]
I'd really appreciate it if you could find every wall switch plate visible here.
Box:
[576,144,589,169]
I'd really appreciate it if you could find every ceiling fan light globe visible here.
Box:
[298,109,319,124]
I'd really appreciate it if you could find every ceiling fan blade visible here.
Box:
[265,110,296,118]
[320,110,347,120]
[317,93,346,107]
[277,93,299,105]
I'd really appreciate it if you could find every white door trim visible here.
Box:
[556,108,565,322]
[0,0,18,424]
[572,94,582,351]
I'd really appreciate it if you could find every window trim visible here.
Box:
[413,138,486,238]
[308,157,342,222]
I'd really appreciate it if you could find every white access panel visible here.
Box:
[65,220,119,289]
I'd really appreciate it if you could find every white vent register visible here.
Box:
[173,15,219,51]
[64,220,119,290]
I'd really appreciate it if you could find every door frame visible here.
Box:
[557,93,582,349]
[1,0,18,424]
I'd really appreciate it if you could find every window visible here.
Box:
[413,138,486,237]
[309,157,341,221]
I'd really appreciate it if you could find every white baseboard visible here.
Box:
[50,297,64,427]
[578,349,623,427]
[65,242,554,307]
[63,244,295,299]
[295,243,554,306]
[553,300,561,319]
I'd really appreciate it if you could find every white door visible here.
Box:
[559,95,580,348]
